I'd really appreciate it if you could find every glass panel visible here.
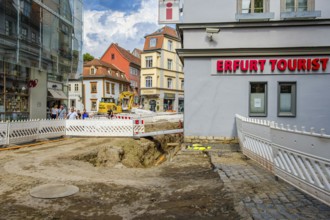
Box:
[250,83,266,116]
[242,0,252,13]
[280,93,292,112]
[285,0,295,12]
[278,83,296,116]
[298,0,308,11]
[254,0,264,13]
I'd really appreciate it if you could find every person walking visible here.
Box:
[82,109,89,119]
[57,105,67,119]
[51,105,58,119]
[67,107,78,120]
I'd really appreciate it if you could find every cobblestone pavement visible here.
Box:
[207,146,330,220]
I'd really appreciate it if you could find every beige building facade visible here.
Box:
[140,26,184,112]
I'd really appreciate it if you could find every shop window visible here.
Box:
[167,78,173,89]
[74,84,78,91]
[249,82,267,117]
[70,99,76,108]
[278,82,296,117]
[91,99,97,111]
[146,76,152,88]
[146,56,153,68]
[91,82,97,93]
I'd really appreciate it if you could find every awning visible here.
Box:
[48,89,68,100]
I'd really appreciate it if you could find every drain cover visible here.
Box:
[30,184,79,199]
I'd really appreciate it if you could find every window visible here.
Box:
[74,84,79,91]
[249,82,267,117]
[91,99,97,111]
[90,67,96,75]
[168,40,173,51]
[181,79,184,90]
[146,56,153,68]
[68,84,71,92]
[111,83,115,95]
[91,82,97,93]
[241,0,264,13]
[149,38,157,47]
[21,27,28,39]
[167,59,172,70]
[119,84,123,92]
[130,80,137,88]
[31,32,36,42]
[111,53,115,59]
[146,76,152,88]
[106,82,110,94]
[5,20,12,36]
[70,99,75,108]
[167,78,173,89]
[278,82,296,117]
[130,67,139,75]
[284,0,308,12]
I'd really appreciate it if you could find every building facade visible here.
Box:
[177,0,330,139]
[82,59,130,113]
[68,79,84,111]
[0,0,83,120]
[141,26,184,112]
[100,43,141,106]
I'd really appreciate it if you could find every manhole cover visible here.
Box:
[30,184,79,199]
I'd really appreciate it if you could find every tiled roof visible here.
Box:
[146,26,179,39]
[143,26,179,51]
[83,59,129,83]
[100,43,141,67]
[114,43,141,66]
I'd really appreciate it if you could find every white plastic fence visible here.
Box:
[236,114,330,206]
[0,118,145,145]
[140,113,184,123]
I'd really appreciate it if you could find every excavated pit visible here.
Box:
[73,133,183,168]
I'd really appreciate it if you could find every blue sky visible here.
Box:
[83,0,162,58]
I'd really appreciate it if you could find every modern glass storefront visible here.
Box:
[0,0,83,120]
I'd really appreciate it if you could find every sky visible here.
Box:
[83,0,163,58]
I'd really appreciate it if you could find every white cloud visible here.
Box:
[83,0,162,58]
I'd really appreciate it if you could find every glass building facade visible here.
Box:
[0,0,83,120]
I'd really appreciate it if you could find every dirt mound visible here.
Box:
[145,122,180,132]
[73,134,183,168]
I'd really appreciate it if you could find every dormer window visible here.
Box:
[90,66,96,75]
[150,38,157,47]
[111,53,115,59]
[116,72,119,77]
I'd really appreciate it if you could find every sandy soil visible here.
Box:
[0,136,238,220]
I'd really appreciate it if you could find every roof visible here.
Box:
[101,43,141,67]
[143,26,180,51]
[145,26,179,39]
[82,59,129,83]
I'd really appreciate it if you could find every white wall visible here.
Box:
[29,69,47,119]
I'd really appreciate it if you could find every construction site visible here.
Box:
[1,116,330,220]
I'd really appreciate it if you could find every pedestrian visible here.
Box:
[67,107,78,120]
[57,105,67,119]
[82,109,89,119]
[107,109,113,119]
[77,110,81,119]
[51,104,58,119]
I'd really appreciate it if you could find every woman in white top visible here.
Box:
[51,105,58,119]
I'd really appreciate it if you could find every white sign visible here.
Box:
[254,98,261,108]
[159,0,180,24]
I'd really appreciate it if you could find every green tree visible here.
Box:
[83,53,94,62]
